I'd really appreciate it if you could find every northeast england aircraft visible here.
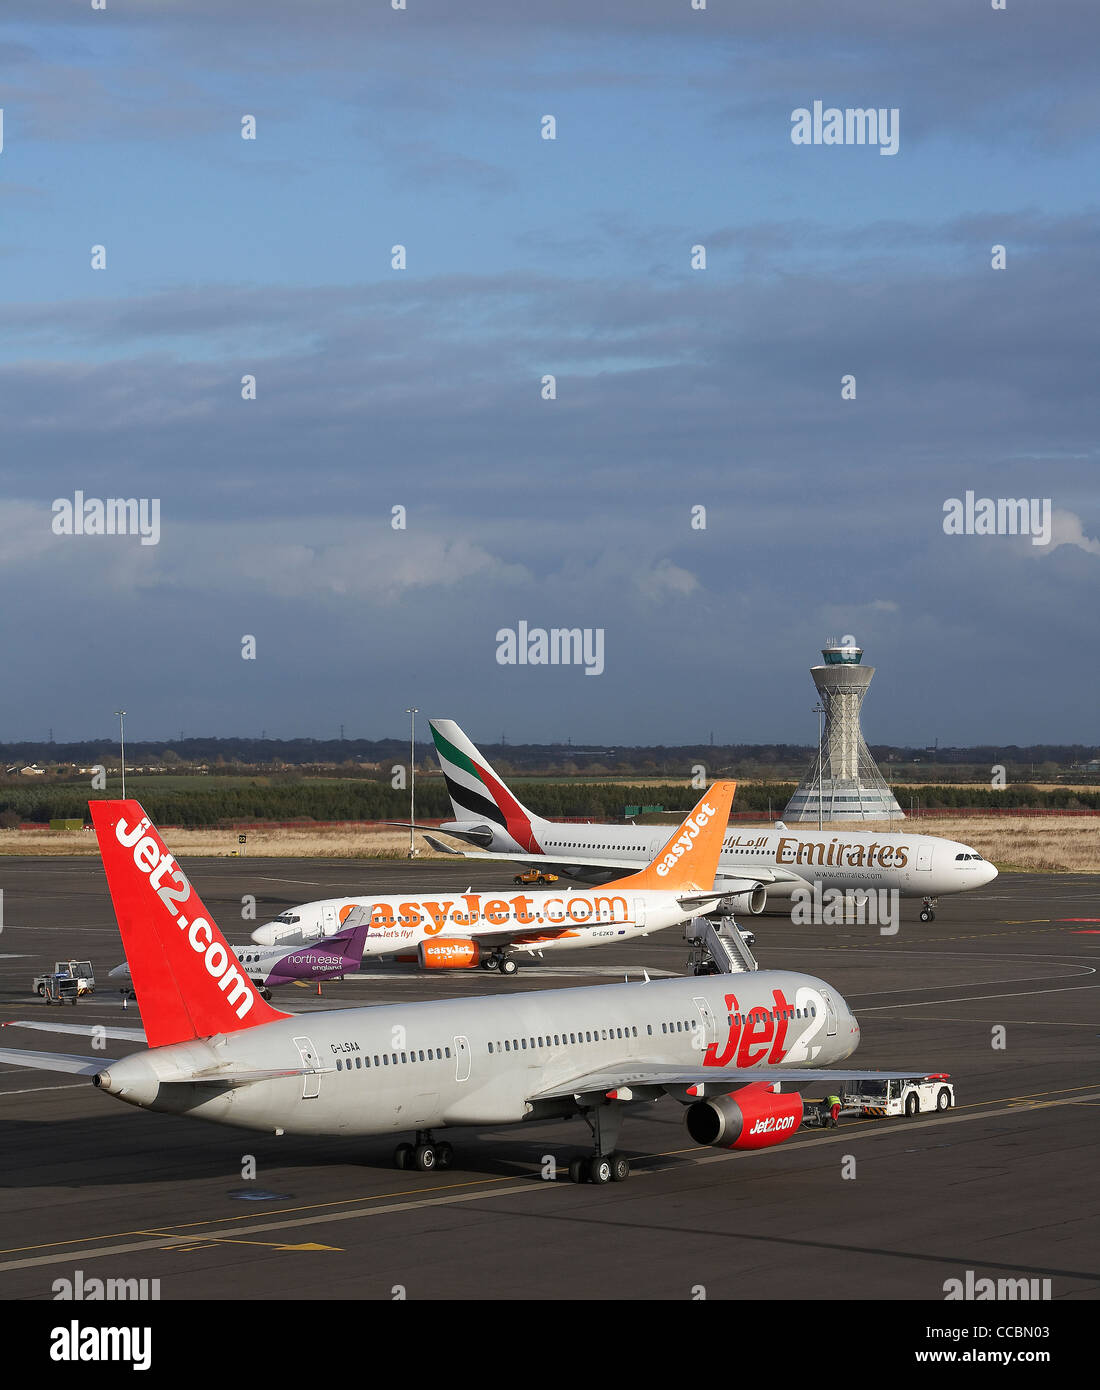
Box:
[109,916,370,999]
[410,719,998,923]
[250,784,741,972]
[0,799,947,1184]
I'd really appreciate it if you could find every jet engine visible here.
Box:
[418,939,481,970]
[721,886,767,916]
[686,1083,803,1150]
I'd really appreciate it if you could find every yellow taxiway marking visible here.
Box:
[1,1081,1098,1276]
[0,1175,511,1258]
[145,1235,340,1253]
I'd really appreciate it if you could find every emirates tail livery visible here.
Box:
[419,719,997,922]
[0,799,946,1182]
[251,783,740,971]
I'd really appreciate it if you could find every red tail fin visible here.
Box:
[90,800,291,1047]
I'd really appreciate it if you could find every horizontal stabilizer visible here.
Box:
[2,1020,147,1043]
[161,1064,327,1088]
[422,833,466,856]
[677,892,732,910]
[0,1047,115,1076]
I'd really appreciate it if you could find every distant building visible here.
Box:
[783,636,904,822]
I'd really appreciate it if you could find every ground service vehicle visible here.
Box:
[843,1075,954,1117]
[33,961,95,997]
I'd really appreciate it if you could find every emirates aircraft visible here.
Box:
[250,784,740,973]
[417,720,998,923]
[0,799,944,1184]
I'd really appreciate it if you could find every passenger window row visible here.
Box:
[488,1026,640,1054]
[334,1045,453,1072]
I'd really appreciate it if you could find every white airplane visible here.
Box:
[0,799,946,1184]
[108,916,371,999]
[413,719,998,922]
[250,784,741,972]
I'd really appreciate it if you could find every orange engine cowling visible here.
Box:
[686,1082,803,1150]
[417,938,481,970]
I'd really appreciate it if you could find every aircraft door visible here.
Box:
[293,1036,321,1098]
[321,903,338,935]
[633,899,647,928]
[692,996,717,1052]
[916,843,933,871]
[453,1035,471,1083]
[822,993,838,1038]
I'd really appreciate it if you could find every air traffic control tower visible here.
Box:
[783,636,905,822]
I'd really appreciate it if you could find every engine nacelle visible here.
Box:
[417,938,481,970]
[686,1083,803,1150]
[723,886,766,916]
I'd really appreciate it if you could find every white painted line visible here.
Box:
[858,983,1100,1011]
[1,1088,1096,1276]
[0,1084,88,1096]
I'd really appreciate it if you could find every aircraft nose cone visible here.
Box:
[251,924,279,945]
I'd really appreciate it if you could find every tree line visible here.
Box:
[1,780,1096,828]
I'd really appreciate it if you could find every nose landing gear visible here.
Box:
[919,897,938,923]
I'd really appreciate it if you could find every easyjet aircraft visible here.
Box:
[417,719,997,922]
[250,784,739,973]
[0,800,945,1184]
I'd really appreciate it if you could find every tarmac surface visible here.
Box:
[0,856,1097,1301]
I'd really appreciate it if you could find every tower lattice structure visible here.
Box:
[783,636,904,823]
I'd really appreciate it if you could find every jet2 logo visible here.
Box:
[114,814,257,1020]
[655,802,715,878]
[749,1115,796,1136]
[703,989,794,1068]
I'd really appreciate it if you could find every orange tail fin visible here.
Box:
[90,801,291,1048]
[611,781,735,892]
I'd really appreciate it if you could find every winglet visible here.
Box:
[608,782,735,893]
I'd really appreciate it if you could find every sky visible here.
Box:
[1,1,1097,748]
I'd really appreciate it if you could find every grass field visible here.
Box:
[2,815,1097,872]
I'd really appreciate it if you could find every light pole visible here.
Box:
[813,700,825,830]
[405,707,418,858]
[114,710,127,800]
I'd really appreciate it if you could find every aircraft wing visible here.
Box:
[421,834,780,889]
[529,1065,942,1104]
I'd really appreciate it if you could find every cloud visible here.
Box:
[1045,509,1100,558]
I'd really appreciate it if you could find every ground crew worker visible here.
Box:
[826,1094,842,1127]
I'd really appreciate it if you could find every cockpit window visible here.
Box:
[272,913,300,924]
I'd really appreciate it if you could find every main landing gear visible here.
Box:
[568,1103,630,1184]
[393,1131,454,1173]
[919,897,938,923]
[568,1152,630,1185]
[480,952,518,975]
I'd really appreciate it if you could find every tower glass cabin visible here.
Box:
[783,637,904,823]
